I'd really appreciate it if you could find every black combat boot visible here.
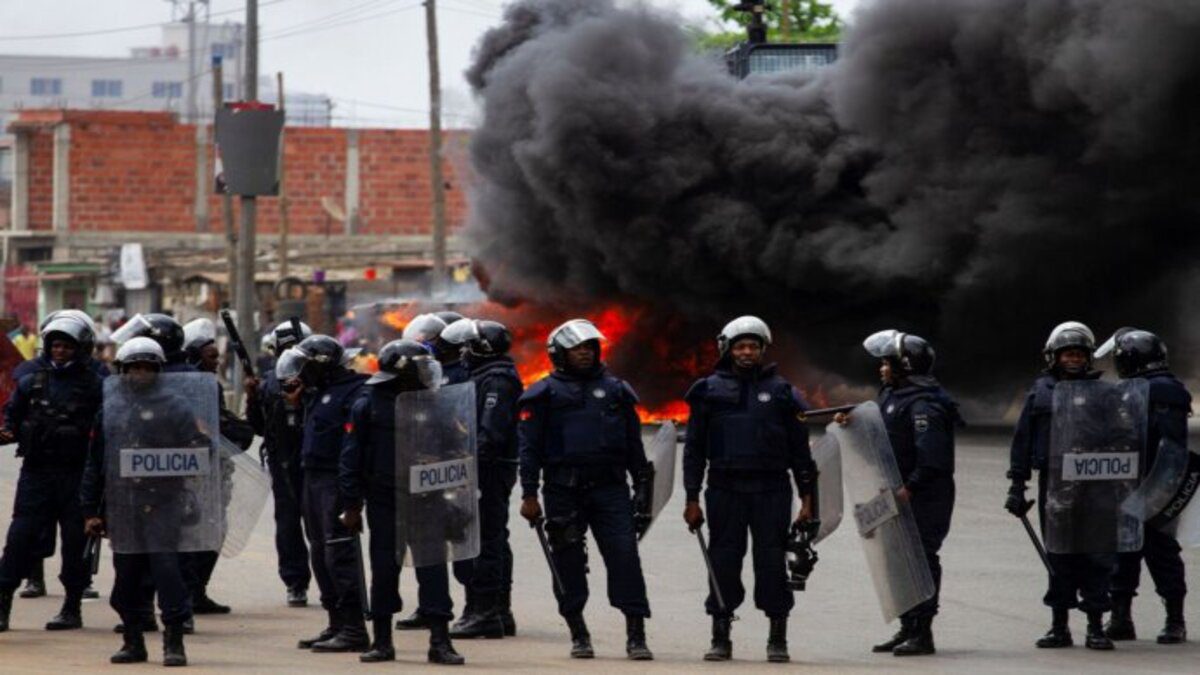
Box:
[111,626,149,664]
[181,618,194,635]
[286,586,308,608]
[704,615,733,661]
[45,592,83,630]
[626,615,653,660]
[114,616,159,634]
[1104,596,1135,641]
[565,613,594,659]
[311,607,370,652]
[893,616,935,656]
[395,609,432,631]
[20,562,45,599]
[192,593,231,615]
[449,595,505,639]
[873,617,911,653]
[0,589,13,632]
[360,618,396,662]
[1036,609,1072,648]
[298,608,341,649]
[766,616,789,662]
[1085,612,1114,650]
[1158,597,1187,644]
[498,591,516,636]
[82,583,100,600]
[163,623,188,667]
[428,620,465,665]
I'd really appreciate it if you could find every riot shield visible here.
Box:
[829,402,934,623]
[103,372,222,554]
[1126,438,1200,548]
[219,437,272,558]
[640,422,677,538]
[395,382,480,567]
[1046,379,1147,554]
[810,432,843,544]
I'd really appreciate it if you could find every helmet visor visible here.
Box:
[111,314,153,345]
[183,318,217,351]
[275,348,309,381]
[863,330,903,359]
[440,319,479,346]
[552,320,606,350]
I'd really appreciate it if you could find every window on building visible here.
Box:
[91,79,123,98]
[152,81,183,98]
[223,83,235,101]
[30,77,62,96]
[212,42,237,60]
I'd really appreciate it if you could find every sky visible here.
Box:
[0,0,864,128]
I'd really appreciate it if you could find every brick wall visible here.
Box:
[8,109,468,236]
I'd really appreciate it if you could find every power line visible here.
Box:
[263,2,424,42]
[0,0,291,41]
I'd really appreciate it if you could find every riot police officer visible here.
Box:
[246,320,314,608]
[682,316,816,663]
[0,316,104,632]
[861,329,961,656]
[80,337,211,666]
[339,339,465,665]
[1006,321,1115,650]
[518,319,654,660]
[284,335,370,652]
[1099,329,1192,644]
[11,310,107,602]
[450,321,524,639]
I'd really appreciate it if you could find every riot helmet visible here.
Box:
[1043,321,1095,373]
[547,319,605,371]
[717,316,772,357]
[291,335,348,388]
[40,316,90,348]
[434,310,466,326]
[402,314,448,345]
[271,319,313,353]
[367,339,442,389]
[440,318,479,349]
[1109,329,1169,378]
[115,336,166,374]
[863,329,936,385]
[260,333,276,356]
[467,320,512,359]
[40,310,96,356]
[111,313,185,357]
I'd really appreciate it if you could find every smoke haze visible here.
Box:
[464,0,1200,400]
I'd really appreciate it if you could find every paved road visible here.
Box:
[1,432,1198,673]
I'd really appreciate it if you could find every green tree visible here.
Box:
[706,0,841,42]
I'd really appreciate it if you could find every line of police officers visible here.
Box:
[0,309,1192,666]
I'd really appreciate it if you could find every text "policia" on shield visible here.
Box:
[1061,452,1139,481]
[853,489,900,537]
[119,447,210,478]
[410,457,475,494]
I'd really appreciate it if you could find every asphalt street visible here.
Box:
[1,431,1199,673]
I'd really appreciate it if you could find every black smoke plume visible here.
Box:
[465,0,1200,402]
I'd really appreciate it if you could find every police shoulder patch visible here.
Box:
[914,415,930,433]
[484,392,499,409]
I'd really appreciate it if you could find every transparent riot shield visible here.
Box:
[640,422,677,538]
[810,432,844,544]
[1126,438,1200,548]
[103,372,222,554]
[1046,379,1147,554]
[829,402,934,623]
[219,437,272,558]
[395,382,480,567]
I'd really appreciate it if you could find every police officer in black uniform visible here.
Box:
[393,313,475,632]
[450,321,524,639]
[1006,321,1115,650]
[861,329,961,657]
[80,337,208,666]
[246,320,313,608]
[10,310,107,602]
[286,335,370,653]
[518,318,654,660]
[0,316,103,632]
[682,316,815,663]
[339,339,465,665]
[1100,329,1192,644]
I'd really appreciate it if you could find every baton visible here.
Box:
[693,527,729,615]
[83,534,102,576]
[220,308,255,379]
[1018,500,1055,577]
[288,316,305,349]
[328,533,371,618]
[797,404,858,422]
[532,518,567,597]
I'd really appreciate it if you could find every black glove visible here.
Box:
[1004,482,1030,517]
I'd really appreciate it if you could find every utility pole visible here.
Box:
[233,0,259,408]
[780,0,792,39]
[214,56,236,311]
[192,1,209,233]
[425,0,448,294]
[186,1,197,124]
[277,71,290,280]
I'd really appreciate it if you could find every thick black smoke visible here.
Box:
[465,0,1200,399]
